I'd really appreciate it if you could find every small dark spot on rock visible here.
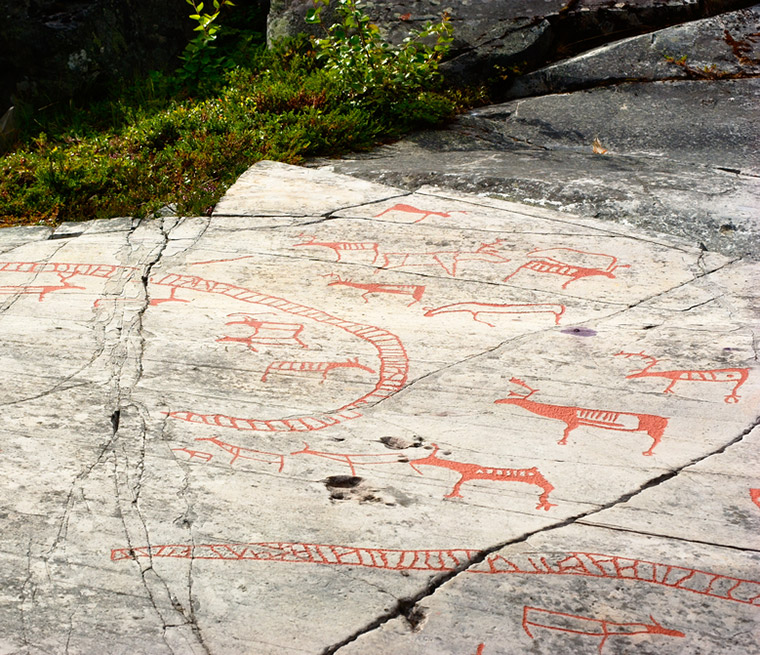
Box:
[561,327,597,337]
[380,435,422,449]
[403,604,428,632]
[643,324,657,330]
[324,475,362,488]
[720,223,736,234]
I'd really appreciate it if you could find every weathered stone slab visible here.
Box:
[506,5,760,99]
[267,0,757,83]
[0,162,757,653]
[213,160,405,217]
[313,75,760,259]
[339,524,760,654]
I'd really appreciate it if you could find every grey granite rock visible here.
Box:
[505,4,760,98]
[267,0,758,84]
[311,32,760,261]
[0,162,757,653]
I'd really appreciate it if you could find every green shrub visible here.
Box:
[306,0,453,103]
[0,6,485,227]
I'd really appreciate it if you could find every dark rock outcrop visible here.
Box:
[267,0,758,85]
[0,0,192,109]
[505,5,760,98]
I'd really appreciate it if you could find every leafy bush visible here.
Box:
[0,5,483,227]
[177,0,238,90]
[306,0,453,103]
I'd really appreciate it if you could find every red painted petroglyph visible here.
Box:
[0,262,408,434]
[0,282,85,301]
[172,447,214,462]
[374,203,466,223]
[294,234,380,262]
[261,357,376,383]
[147,273,409,433]
[376,240,510,277]
[0,262,133,280]
[424,302,565,327]
[503,248,628,288]
[149,286,190,306]
[0,262,135,301]
[616,351,750,404]
[522,606,685,654]
[324,274,426,306]
[290,442,407,475]
[751,489,760,509]
[195,436,285,470]
[217,313,309,351]
[408,444,555,510]
[495,378,668,456]
[110,544,760,606]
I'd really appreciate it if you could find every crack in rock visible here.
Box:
[323,413,760,654]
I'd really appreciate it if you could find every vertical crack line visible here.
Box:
[323,413,760,654]
[114,219,211,654]
[19,538,34,651]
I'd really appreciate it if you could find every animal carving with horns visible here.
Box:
[495,377,668,456]
[615,351,749,403]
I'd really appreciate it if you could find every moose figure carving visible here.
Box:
[615,351,749,404]
[323,274,426,306]
[503,248,629,289]
[495,378,668,456]
[408,444,556,510]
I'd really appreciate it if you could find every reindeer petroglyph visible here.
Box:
[217,313,308,351]
[615,351,750,403]
[495,378,668,456]
[408,444,556,509]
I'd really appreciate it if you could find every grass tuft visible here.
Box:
[0,35,487,227]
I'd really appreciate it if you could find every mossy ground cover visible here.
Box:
[0,31,485,228]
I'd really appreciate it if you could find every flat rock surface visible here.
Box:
[0,161,758,654]
[310,5,760,261]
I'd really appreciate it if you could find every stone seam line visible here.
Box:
[318,412,760,654]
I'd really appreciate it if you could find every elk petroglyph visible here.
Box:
[615,351,750,403]
[374,203,467,223]
[495,378,668,456]
[522,606,685,654]
[503,248,628,288]
[424,302,565,326]
[324,274,426,306]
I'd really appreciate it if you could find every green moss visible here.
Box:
[1,30,486,227]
